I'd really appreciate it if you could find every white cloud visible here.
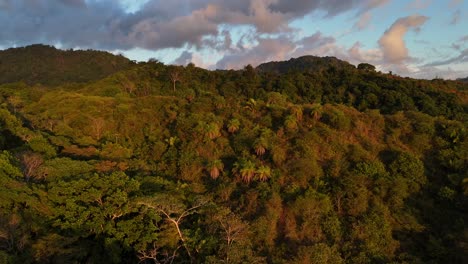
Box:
[408,65,468,80]
[378,15,428,64]
[216,36,296,69]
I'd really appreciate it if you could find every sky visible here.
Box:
[0,0,467,79]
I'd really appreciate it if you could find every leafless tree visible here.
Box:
[137,243,181,264]
[213,210,250,264]
[19,152,44,181]
[90,117,106,140]
[119,78,136,94]
[170,69,182,92]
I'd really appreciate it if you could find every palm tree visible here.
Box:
[240,160,256,183]
[227,118,240,133]
[232,161,241,177]
[198,121,220,141]
[208,159,224,179]
[253,137,268,156]
[290,105,303,122]
[232,159,256,183]
[256,166,271,182]
[206,122,221,140]
[310,104,322,121]
[245,98,257,113]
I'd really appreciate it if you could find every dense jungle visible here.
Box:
[0,45,467,263]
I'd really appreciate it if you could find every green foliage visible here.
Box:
[28,136,57,158]
[48,172,140,232]
[0,44,134,86]
[40,157,94,180]
[388,152,426,191]
[321,106,351,130]
[0,48,467,263]
[0,151,22,178]
[257,55,356,74]
[357,63,376,72]
[0,251,11,264]
[293,243,343,264]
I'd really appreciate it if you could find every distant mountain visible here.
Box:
[256,55,356,74]
[457,77,468,83]
[0,44,134,85]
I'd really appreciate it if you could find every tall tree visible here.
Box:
[170,68,182,92]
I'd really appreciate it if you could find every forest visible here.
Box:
[0,44,467,263]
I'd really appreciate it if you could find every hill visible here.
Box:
[256,55,356,74]
[458,77,468,83]
[0,44,134,85]
[0,47,467,263]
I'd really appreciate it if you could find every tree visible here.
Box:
[388,152,426,192]
[349,203,399,261]
[7,96,23,114]
[90,117,106,140]
[205,123,221,140]
[208,159,224,179]
[270,144,287,166]
[253,137,267,156]
[321,107,350,130]
[138,195,208,262]
[357,63,376,72]
[45,172,145,262]
[293,244,343,264]
[19,151,44,181]
[212,209,252,264]
[284,115,298,132]
[48,172,140,230]
[256,166,271,182]
[233,159,256,184]
[227,119,240,134]
[309,104,322,121]
[243,64,256,80]
[170,68,182,92]
[290,105,303,122]
[0,151,22,178]
[118,75,136,94]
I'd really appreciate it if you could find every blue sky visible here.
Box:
[0,0,467,79]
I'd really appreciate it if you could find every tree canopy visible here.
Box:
[0,45,467,263]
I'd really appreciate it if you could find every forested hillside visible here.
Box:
[0,45,467,263]
[256,56,356,74]
[0,45,134,86]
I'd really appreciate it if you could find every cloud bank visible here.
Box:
[0,0,388,50]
